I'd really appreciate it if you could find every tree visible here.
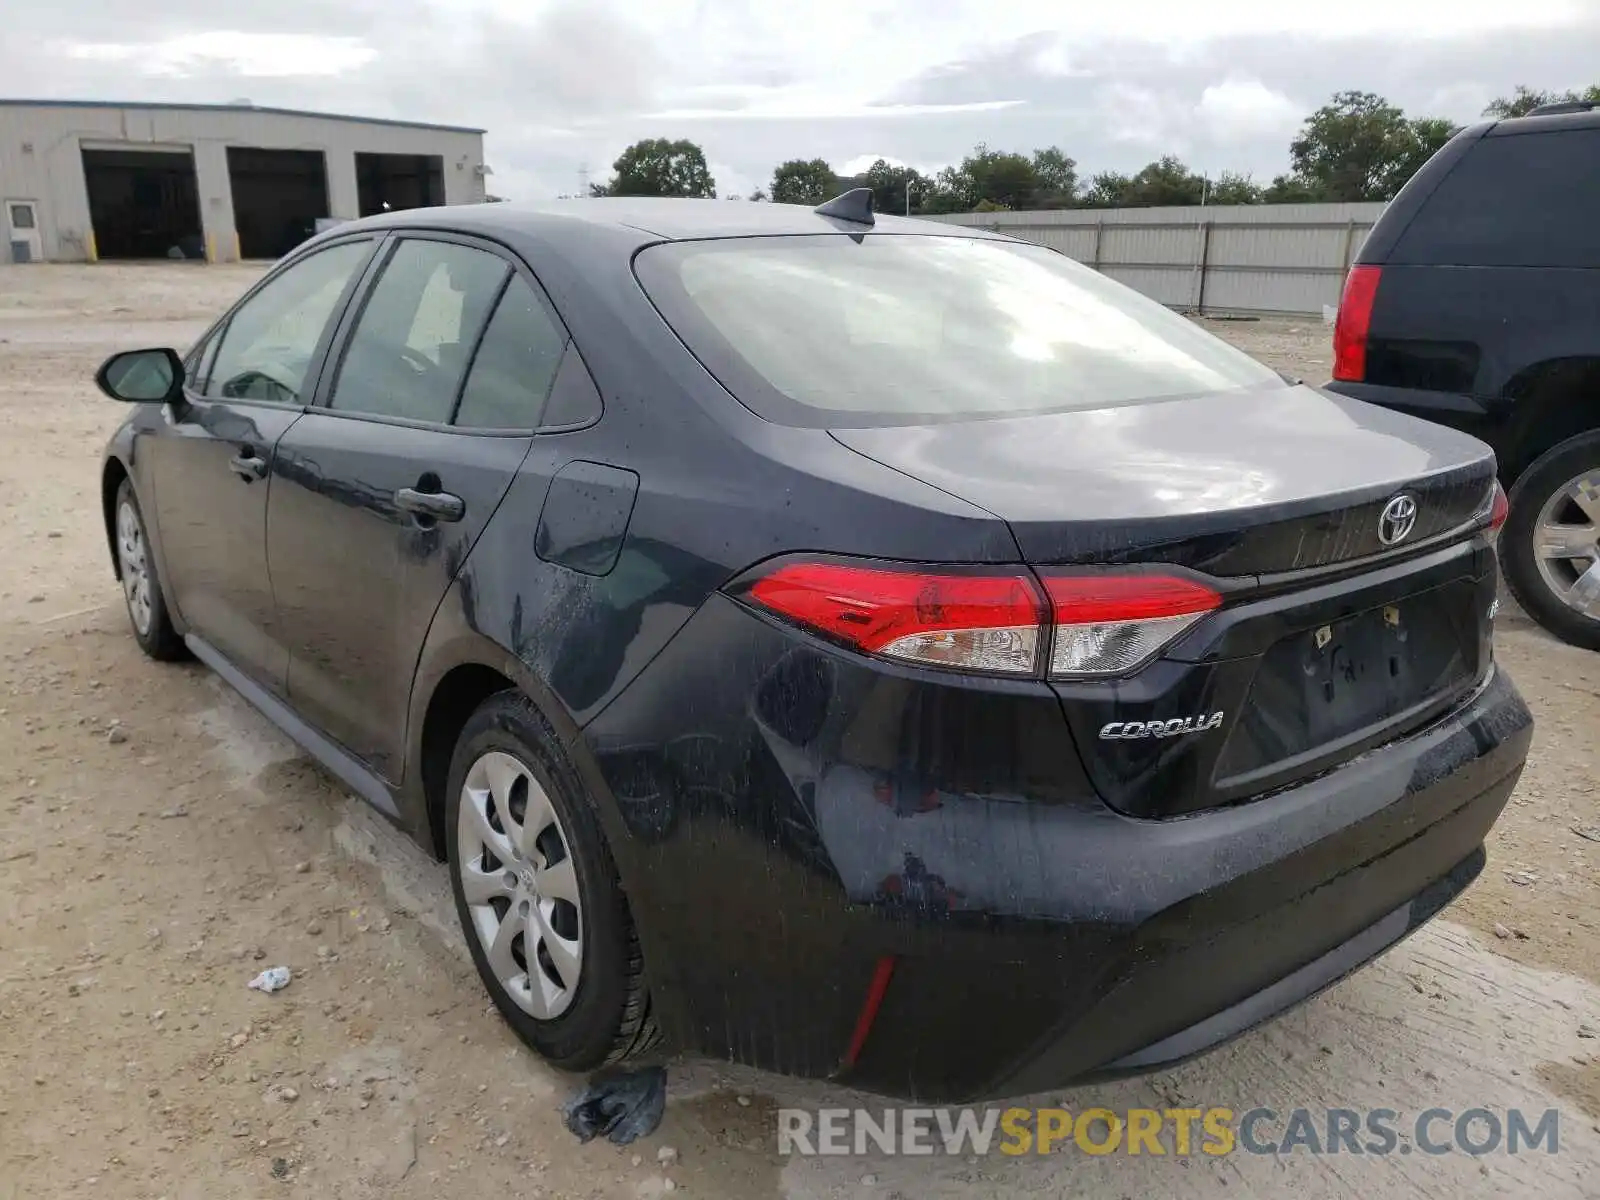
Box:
[1119,156,1208,206]
[918,165,973,214]
[963,144,1040,210]
[1206,171,1262,205]
[1484,84,1600,118]
[1261,173,1324,204]
[861,159,930,215]
[1287,91,1459,202]
[902,144,1044,213]
[593,138,716,198]
[754,90,1480,218]
[1031,147,1078,208]
[747,189,768,202]
[1080,171,1132,208]
[769,158,838,205]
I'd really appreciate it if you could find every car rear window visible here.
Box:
[633,234,1283,427]
[1392,127,1600,269]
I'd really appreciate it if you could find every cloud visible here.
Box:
[706,160,756,199]
[1095,83,1193,150]
[641,99,1024,122]
[4,0,1599,201]
[1196,79,1301,142]
[837,154,905,176]
[63,32,377,77]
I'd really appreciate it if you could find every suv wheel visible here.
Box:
[115,479,187,660]
[445,690,660,1070]
[1500,431,1600,649]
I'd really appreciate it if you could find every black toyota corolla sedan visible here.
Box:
[94,192,1531,1101]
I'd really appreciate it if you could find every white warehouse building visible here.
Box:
[0,99,488,264]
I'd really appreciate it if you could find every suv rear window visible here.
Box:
[1392,127,1600,269]
[634,235,1282,427]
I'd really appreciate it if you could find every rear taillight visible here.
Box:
[1043,573,1221,676]
[746,561,1044,674]
[1488,480,1509,540]
[1332,264,1382,382]
[742,560,1220,678]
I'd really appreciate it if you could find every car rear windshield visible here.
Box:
[633,234,1283,427]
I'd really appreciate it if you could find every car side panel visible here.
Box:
[400,403,1025,756]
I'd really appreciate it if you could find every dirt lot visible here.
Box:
[1,265,1598,1199]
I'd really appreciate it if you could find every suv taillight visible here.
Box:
[742,560,1220,678]
[1332,264,1382,382]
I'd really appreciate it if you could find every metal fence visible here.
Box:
[926,202,1389,317]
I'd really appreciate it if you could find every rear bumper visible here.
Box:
[881,666,1526,1101]
[1095,846,1482,1078]
[581,594,1532,1101]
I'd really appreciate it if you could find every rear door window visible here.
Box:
[1393,128,1600,268]
[453,276,568,429]
[328,239,508,424]
[634,234,1282,427]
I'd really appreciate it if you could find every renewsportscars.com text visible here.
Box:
[777,1106,1561,1157]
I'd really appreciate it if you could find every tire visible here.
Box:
[445,690,660,1070]
[114,479,187,661]
[1499,430,1600,651]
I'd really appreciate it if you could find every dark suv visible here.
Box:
[1327,104,1600,648]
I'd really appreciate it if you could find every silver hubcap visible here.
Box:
[116,500,154,635]
[457,751,583,1019]
[1533,472,1600,620]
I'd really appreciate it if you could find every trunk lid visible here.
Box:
[833,382,1500,817]
[830,383,1495,574]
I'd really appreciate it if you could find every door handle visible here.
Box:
[228,450,268,481]
[395,486,465,523]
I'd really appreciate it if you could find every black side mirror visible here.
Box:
[95,348,185,404]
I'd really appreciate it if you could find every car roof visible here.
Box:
[1487,107,1600,136]
[336,197,1002,245]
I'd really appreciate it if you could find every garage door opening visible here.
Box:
[356,153,444,217]
[228,148,330,259]
[82,148,204,260]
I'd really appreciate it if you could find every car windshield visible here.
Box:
[634,233,1284,427]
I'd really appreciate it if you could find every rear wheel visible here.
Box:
[114,479,186,660]
[1499,431,1600,650]
[445,691,660,1070]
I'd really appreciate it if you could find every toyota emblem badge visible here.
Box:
[1378,493,1419,546]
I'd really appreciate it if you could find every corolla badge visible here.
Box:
[1378,493,1419,546]
[1099,712,1225,740]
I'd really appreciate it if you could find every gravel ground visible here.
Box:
[1,265,1597,1199]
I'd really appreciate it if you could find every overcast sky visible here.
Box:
[7,1,1600,201]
